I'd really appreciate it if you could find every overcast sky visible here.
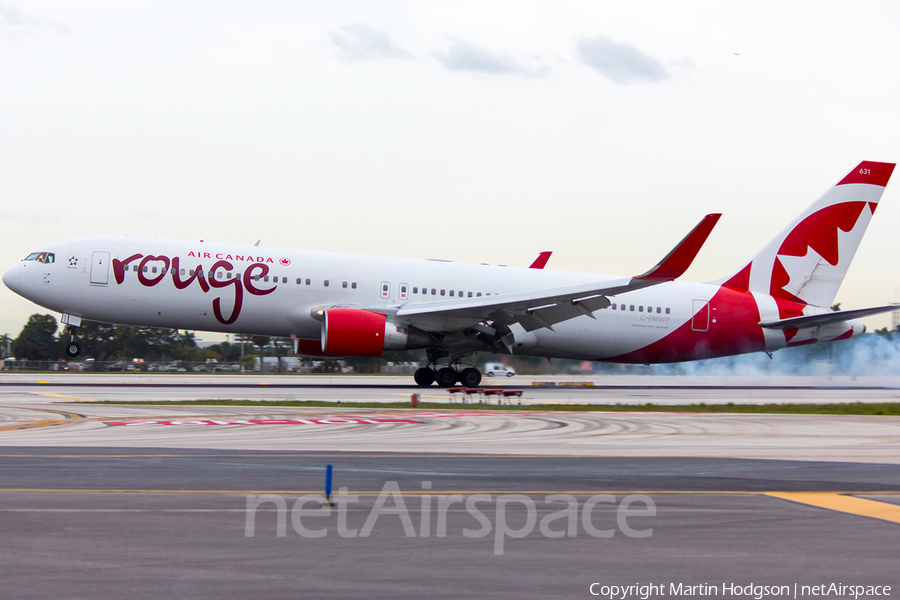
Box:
[2,1,899,339]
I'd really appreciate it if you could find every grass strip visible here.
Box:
[90,399,900,415]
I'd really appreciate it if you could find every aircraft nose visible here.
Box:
[2,263,20,293]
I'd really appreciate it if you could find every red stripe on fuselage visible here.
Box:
[604,286,766,364]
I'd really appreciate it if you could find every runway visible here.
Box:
[3,372,900,405]
[0,374,898,598]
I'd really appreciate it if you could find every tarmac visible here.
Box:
[0,374,898,599]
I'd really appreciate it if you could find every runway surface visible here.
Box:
[3,372,900,405]
[1,374,898,598]
[0,449,898,599]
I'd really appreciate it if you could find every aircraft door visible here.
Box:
[691,299,709,332]
[90,251,110,285]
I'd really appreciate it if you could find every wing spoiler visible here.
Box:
[394,213,721,332]
[758,305,898,330]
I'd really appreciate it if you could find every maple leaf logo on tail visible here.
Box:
[720,161,895,310]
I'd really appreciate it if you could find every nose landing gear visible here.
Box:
[63,325,81,357]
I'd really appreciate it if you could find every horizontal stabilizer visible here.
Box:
[758,305,898,330]
[635,214,721,281]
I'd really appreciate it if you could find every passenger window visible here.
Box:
[342,281,348,288]
[264,276,269,282]
[143,266,148,273]
[639,305,643,312]
[449,290,455,297]
[134,266,139,272]
[612,303,617,309]
[468,292,473,298]
[380,282,390,299]
[431,288,436,295]
[413,287,418,294]
[352,282,357,289]
[296,278,301,284]
[440,289,445,296]
[305,279,310,285]
[620,304,625,311]
[324,280,329,287]
[476,292,482,297]
[665,308,670,314]
[180,269,185,275]
[656,307,661,314]
[630,305,635,311]
[399,284,408,300]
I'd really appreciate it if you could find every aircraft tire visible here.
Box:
[435,367,458,388]
[413,367,435,387]
[458,367,482,387]
[65,342,81,358]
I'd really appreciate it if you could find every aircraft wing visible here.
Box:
[758,305,898,330]
[394,213,721,332]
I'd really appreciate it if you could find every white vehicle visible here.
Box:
[3,161,897,388]
[484,363,515,377]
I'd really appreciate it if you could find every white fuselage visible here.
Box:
[3,235,722,362]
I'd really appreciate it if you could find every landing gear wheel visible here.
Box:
[435,367,458,388]
[458,367,482,387]
[414,367,435,387]
[65,341,81,358]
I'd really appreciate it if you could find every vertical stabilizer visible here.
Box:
[720,160,895,308]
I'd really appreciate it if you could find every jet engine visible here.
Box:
[321,308,430,356]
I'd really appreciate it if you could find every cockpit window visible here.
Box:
[23,252,56,263]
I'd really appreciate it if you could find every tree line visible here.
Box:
[0,313,421,372]
[1,313,273,363]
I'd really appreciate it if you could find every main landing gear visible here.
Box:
[64,325,81,358]
[413,365,483,388]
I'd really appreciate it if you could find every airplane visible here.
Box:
[2,160,896,387]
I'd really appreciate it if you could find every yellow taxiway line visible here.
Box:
[766,492,900,525]
[34,392,100,403]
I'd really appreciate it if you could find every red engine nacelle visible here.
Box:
[322,308,388,357]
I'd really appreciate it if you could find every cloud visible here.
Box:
[0,3,69,34]
[576,36,669,84]
[329,24,412,61]
[433,39,533,76]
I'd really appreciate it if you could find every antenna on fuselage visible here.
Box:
[254,240,261,247]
